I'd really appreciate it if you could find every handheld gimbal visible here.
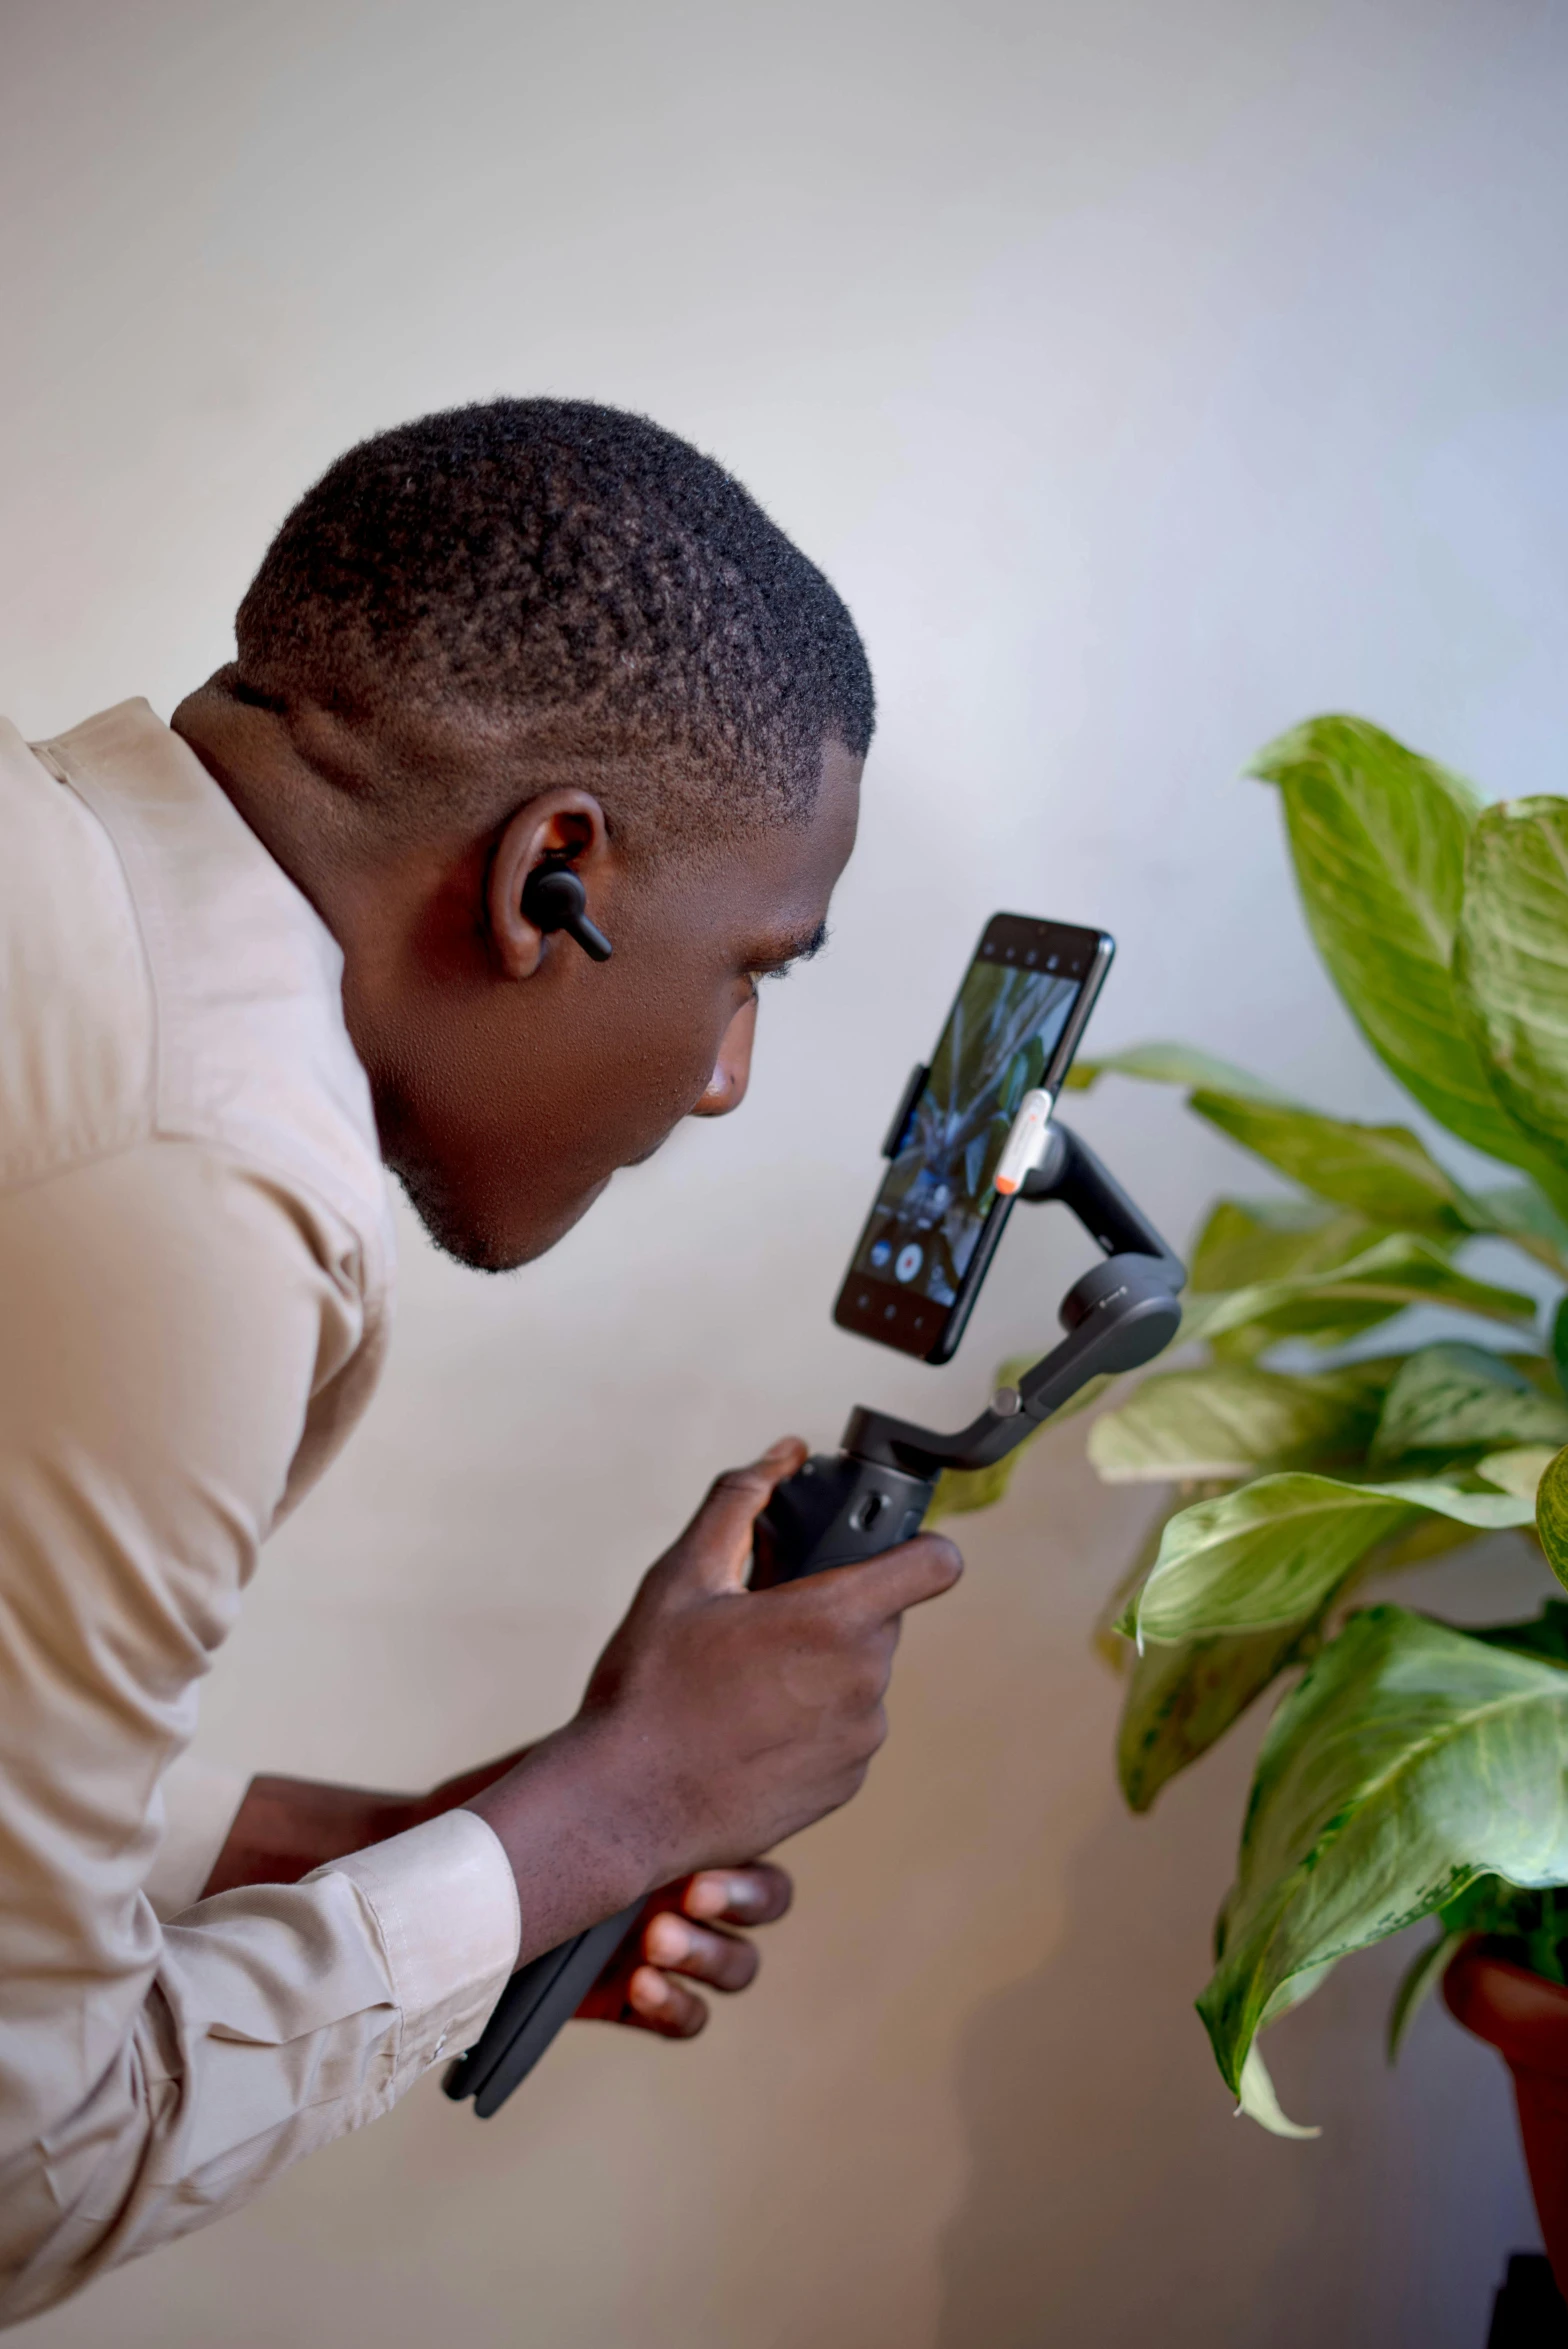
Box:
[445,1112,1183,2118]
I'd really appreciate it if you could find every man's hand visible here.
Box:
[465,1438,962,1966]
[204,1439,960,2009]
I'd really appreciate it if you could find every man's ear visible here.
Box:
[487,790,611,980]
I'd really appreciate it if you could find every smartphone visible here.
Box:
[833,913,1113,1363]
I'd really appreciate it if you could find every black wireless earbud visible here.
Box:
[521,866,613,963]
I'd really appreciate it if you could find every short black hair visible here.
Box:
[235,399,874,849]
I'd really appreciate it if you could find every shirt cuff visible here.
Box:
[146,1754,250,1920]
[322,1808,520,2077]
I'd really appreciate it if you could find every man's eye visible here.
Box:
[741,926,827,998]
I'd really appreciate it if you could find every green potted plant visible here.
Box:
[935,718,1568,2283]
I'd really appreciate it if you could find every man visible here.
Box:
[0,399,961,2322]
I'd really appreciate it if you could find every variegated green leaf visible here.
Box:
[1474,1181,1568,1276]
[1117,1614,1319,1813]
[1089,1362,1390,1485]
[1455,798,1568,1201]
[1249,716,1543,1171]
[1199,1607,1568,2106]
[1537,1444,1568,1592]
[1063,1042,1290,1101]
[1186,1234,1537,1354]
[1128,1472,1535,1645]
[1367,1342,1568,1468]
[1187,1197,1380,1293]
[1477,1446,1560,1501]
[1387,1925,1471,2063]
[1188,1092,1479,1239]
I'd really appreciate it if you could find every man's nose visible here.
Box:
[690,995,758,1117]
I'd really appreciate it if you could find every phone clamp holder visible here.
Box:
[751,1117,1184,1585]
[445,1115,1183,2116]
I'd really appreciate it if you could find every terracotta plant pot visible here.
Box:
[1446,1945,1568,2297]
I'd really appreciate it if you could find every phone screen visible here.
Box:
[834,914,1112,1362]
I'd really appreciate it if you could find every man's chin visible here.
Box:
[393,1159,613,1274]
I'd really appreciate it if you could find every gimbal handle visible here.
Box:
[446,1118,1183,2114]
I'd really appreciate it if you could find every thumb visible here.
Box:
[660,1438,810,1600]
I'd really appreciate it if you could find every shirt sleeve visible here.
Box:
[0,1142,520,2326]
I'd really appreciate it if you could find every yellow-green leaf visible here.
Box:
[1477,1446,1560,1501]
[1387,1927,1470,2064]
[1117,1616,1318,1813]
[1064,1042,1289,1100]
[1199,1607,1568,2104]
[1188,1093,1479,1239]
[1455,798,1568,1194]
[1089,1362,1390,1484]
[1188,1198,1380,1293]
[1188,1234,1537,1354]
[1128,1472,1535,1645]
[1537,1444,1568,1590]
[1473,1180,1568,1276]
[1367,1342,1568,1468]
[1249,715,1540,1170]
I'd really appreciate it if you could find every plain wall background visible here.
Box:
[4,0,1568,2340]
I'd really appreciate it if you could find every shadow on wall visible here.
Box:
[935,1665,1537,2349]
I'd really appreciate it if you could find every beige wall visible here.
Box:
[4,0,1568,2339]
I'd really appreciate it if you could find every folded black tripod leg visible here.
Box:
[445,1119,1183,2116]
[443,1900,645,2117]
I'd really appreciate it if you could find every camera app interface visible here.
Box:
[854,956,1082,1310]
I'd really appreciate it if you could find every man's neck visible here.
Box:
[170,679,411,952]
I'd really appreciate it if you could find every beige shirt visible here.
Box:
[0,702,520,2326]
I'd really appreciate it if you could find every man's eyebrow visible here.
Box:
[750,918,830,976]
